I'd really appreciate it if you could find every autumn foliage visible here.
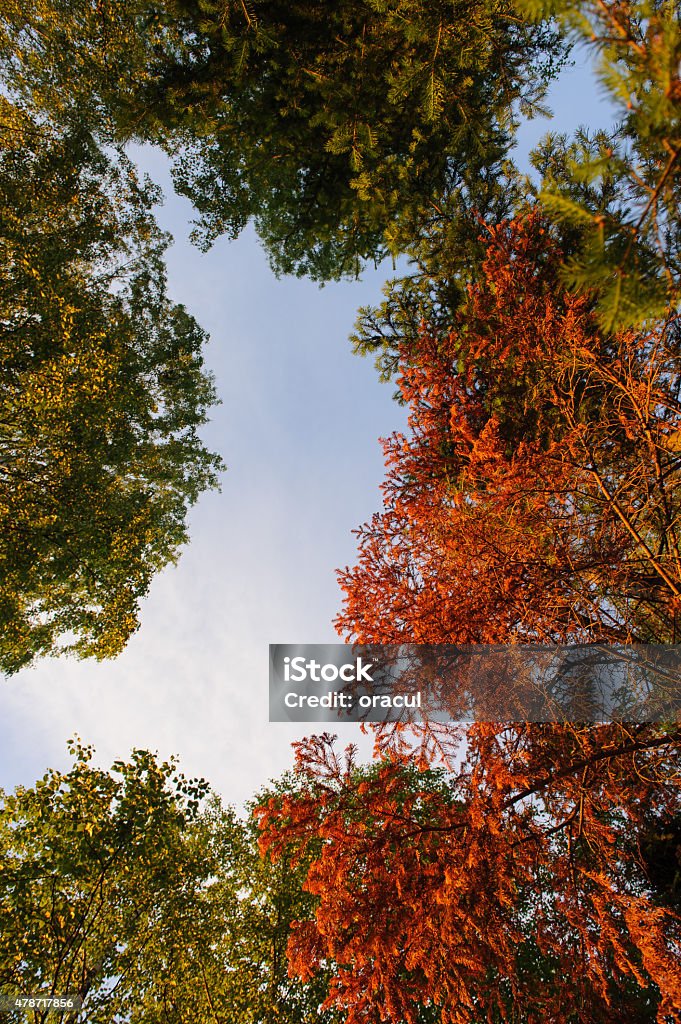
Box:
[258,727,681,1024]
[338,213,681,646]
[258,216,681,1023]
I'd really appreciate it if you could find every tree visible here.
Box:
[158,0,566,279]
[0,0,566,281]
[522,0,681,330]
[353,0,681,388]
[3,0,677,316]
[257,730,681,1024]
[0,104,223,674]
[337,213,681,645]
[0,742,209,1024]
[0,745,338,1024]
[115,787,339,1024]
[0,2,174,134]
[261,212,681,1020]
[350,172,525,388]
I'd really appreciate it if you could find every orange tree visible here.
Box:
[258,731,680,1023]
[339,213,681,646]
[258,214,681,1023]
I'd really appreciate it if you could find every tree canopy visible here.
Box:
[5,741,678,1024]
[0,742,208,1023]
[156,0,565,279]
[2,9,681,1017]
[0,0,566,280]
[339,213,681,645]
[524,0,681,330]
[0,744,338,1024]
[258,729,681,1024]
[0,105,223,673]
[2,0,677,319]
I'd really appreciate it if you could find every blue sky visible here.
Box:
[0,45,617,808]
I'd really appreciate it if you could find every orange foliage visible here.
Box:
[337,214,681,645]
[258,216,681,1023]
[258,729,681,1023]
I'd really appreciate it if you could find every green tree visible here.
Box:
[116,788,338,1024]
[162,0,680,318]
[159,0,565,280]
[0,104,223,674]
[0,2,173,134]
[0,0,566,281]
[350,173,527,386]
[4,0,677,322]
[0,742,209,1024]
[0,746,338,1024]
[522,0,681,330]
[355,0,681,380]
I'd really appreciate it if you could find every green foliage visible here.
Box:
[351,164,527,387]
[0,742,209,1024]
[0,747,338,1024]
[0,2,176,135]
[157,0,565,279]
[0,105,224,674]
[0,0,567,281]
[3,0,678,332]
[519,0,681,330]
[335,177,549,394]
[532,128,673,330]
[117,789,338,1024]
[353,0,681,359]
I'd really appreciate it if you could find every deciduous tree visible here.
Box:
[0,742,209,1024]
[0,106,223,673]
[118,786,338,1024]
[0,746,338,1024]
[258,730,681,1024]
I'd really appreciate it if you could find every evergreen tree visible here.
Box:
[156,0,565,279]
[523,0,681,329]
[0,0,566,280]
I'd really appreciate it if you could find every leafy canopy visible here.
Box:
[0,0,566,280]
[156,0,565,279]
[0,745,338,1024]
[2,0,677,327]
[258,729,681,1024]
[0,741,208,1023]
[0,105,223,674]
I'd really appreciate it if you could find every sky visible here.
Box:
[0,45,618,809]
